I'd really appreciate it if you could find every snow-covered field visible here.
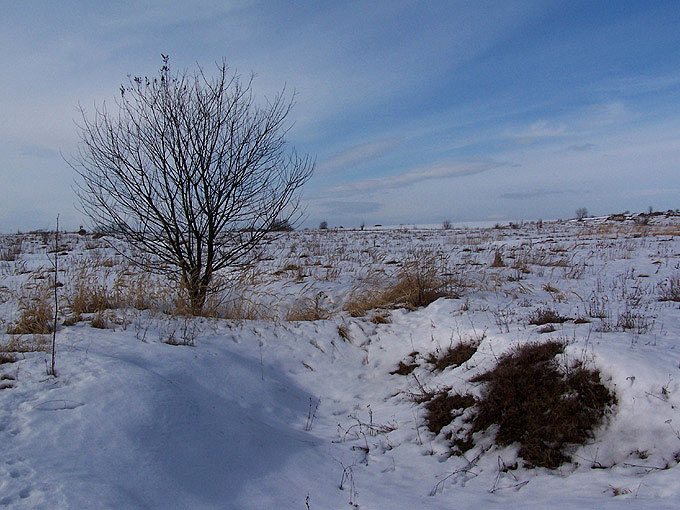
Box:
[2,214,680,509]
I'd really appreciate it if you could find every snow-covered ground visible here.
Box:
[2,214,680,509]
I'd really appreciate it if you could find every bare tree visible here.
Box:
[575,207,588,220]
[71,57,314,313]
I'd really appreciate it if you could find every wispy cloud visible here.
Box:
[319,200,382,215]
[327,160,510,196]
[318,138,400,173]
[499,189,578,201]
[19,143,59,159]
[566,143,597,152]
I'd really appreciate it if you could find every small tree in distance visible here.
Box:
[319,220,328,230]
[575,207,588,220]
[71,57,314,313]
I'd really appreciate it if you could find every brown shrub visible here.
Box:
[286,292,331,321]
[490,251,505,267]
[7,290,53,335]
[391,352,419,375]
[424,390,475,435]
[458,340,616,468]
[344,249,459,317]
[0,352,18,364]
[427,341,478,372]
[527,307,568,326]
[658,274,680,302]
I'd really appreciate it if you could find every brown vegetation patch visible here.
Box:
[0,352,18,364]
[344,249,460,317]
[391,352,419,375]
[658,274,680,302]
[7,293,53,335]
[427,341,478,372]
[455,340,616,468]
[424,390,475,435]
[527,307,568,326]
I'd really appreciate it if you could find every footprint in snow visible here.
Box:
[32,400,84,411]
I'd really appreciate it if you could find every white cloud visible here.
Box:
[325,159,509,197]
[318,138,401,174]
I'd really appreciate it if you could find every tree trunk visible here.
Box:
[183,267,208,315]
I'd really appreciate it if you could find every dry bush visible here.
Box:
[344,249,459,317]
[90,311,114,329]
[426,341,478,372]
[423,389,475,435]
[0,352,18,364]
[0,238,22,261]
[391,351,419,375]
[658,274,680,302]
[1,334,50,353]
[448,341,616,469]
[286,292,331,321]
[490,251,505,267]
[7,287,53,335]
[527,307,568,326]
[67,266,120,315]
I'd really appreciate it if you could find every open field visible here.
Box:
[2,213,680,508]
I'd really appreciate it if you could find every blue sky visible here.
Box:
[1,1,680,231]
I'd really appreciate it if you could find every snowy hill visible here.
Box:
[2,216,680,508]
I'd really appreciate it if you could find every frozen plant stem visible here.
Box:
[49,214,59,376]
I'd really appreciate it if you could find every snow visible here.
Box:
[2,216,680,508]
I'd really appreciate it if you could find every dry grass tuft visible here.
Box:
[658,273,680,302]
[424,389,475,435]
[286,292,331,321]
[454,340,616,468]
[427,341,478,372]
[527,307,568,326]
[344,249,459,317]
[7,289,53,335]
[391,351,419,375]
[0,352,18,364]
[0,334,50,353]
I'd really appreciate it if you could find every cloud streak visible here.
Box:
[318,138,400,173]
[327,160,510,196]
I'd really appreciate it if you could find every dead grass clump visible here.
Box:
[0,335,50,353]
[427,341,478,372]
[67,271,119,315]
[344,249,458,316]
[658,274,680,302]
[0,352,18,364]
[490,251,505,267]
[458,340,616,468]
[286,292,331,321]
[7,292,53,335]
[90,311,113,329]
[369,310,391,324]
[424,389,475,435]
[337,323,351,342]
[527,307,568,326]
[391,352,419,375]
